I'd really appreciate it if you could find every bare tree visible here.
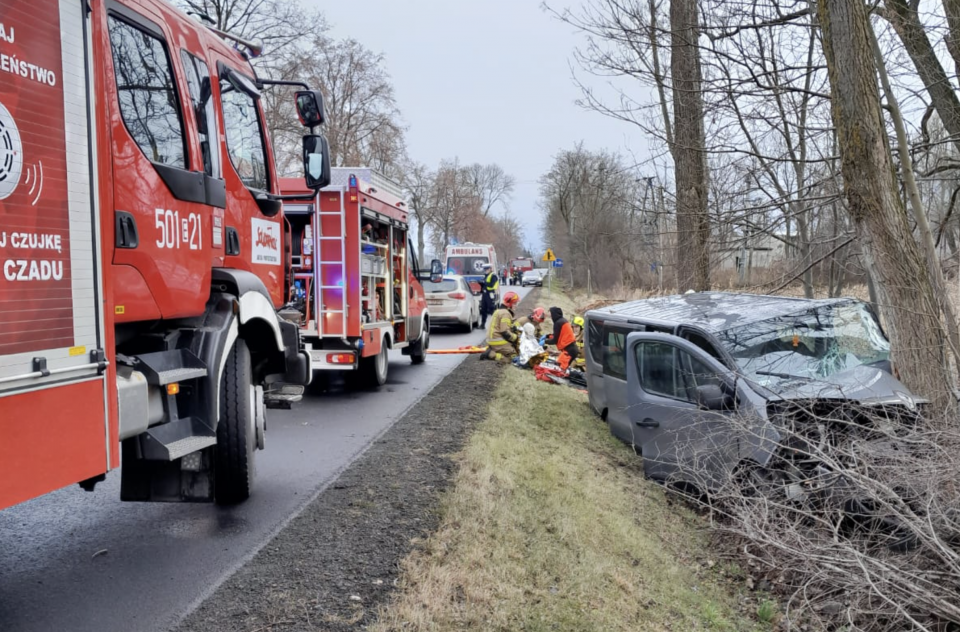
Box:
[175,0,322,60]
[400,162,435,266]
[285,37,406,176]
[943,0,960,74]
[463,163,516,217]
[539,145,644,289]
[818,0,957,415]
[427,159,480,253]
[878,0,960,153]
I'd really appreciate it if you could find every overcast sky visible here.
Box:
[308,0,649,256]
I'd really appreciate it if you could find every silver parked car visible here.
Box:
[585,293,922,494]
[521,270,542,287]
[423,275,480,332]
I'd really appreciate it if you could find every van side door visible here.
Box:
[625,332,745,490]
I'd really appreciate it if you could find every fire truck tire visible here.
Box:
[360,340,389,387]
[410,326,428,365]
[215,338,257,505]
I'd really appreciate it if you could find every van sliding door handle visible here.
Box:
[635,419,660,428]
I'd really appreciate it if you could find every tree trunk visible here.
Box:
[818,0,957,416]
[943,0,960,76]
[870,23,960,379]
[882,0,960,154]
[417,219,426,267]
[796,211,815,298]
[670,0,710,292]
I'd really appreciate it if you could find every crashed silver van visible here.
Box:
[584,292,923,491]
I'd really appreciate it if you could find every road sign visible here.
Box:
[542,248,556,262]
[553,259,563,268]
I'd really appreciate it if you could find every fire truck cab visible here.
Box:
[0,0,330,510]
[279,169,439,386]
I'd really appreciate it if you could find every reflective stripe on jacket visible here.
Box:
[486,308,515,346]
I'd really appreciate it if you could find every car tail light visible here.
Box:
[448,292,466,300]
[326,353,354,364]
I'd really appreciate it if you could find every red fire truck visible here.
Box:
[508,257,536,277]
[279,169,440,386]
[0,0,330,510]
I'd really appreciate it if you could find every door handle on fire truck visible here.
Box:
[635,418,660,428]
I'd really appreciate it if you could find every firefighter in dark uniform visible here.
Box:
[479,263,499,328]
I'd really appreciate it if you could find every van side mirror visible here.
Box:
[696,384,734,411]
[295,90,325,127]
[430,259,443,283]
[303,134,331,189]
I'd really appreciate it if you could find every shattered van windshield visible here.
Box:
[714,302,890,386]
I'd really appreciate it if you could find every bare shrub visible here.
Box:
[658,400,960,630]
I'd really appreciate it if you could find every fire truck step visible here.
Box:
[264,384,305,409]
[135,349,208,385]
[140,416,216,461]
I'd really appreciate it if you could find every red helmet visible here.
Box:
[531,307,545,323]
[503,291,520,308]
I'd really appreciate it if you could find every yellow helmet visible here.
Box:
[573,315,585,328]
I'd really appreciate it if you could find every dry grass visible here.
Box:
[370,369,763,632]
[536,284,580,318]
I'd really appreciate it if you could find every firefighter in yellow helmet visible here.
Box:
[572,315,585,347]
[481,291,521,362]
[571,315,586,369]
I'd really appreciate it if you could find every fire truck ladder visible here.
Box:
[317,187,348,337]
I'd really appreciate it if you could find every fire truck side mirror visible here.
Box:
[303,134,331,189]
[430,259,443,283]
[295,90,325,127]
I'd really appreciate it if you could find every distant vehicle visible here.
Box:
[509,257,536,277]
[280,169,438,387]
[423,275,480,332]
[444,243,498,291]
[584,291,925,548]
[522,270,543,287]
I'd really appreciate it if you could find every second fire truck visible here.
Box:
[279,169,441,387]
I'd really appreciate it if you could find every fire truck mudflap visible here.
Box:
[0,0,110,509]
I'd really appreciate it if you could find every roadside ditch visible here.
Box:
[174,291,540,632]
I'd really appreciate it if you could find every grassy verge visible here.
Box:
[536,283,579,317]
[370,366,762,631]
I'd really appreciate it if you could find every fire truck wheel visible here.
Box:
[215,338,257,505]
[410,327,428,365]
[360,340,389,387]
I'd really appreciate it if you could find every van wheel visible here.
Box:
[215,339,257,505]
[411,326,428,364]
[360,340,389,386]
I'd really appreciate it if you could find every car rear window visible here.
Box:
[423,279,459,293]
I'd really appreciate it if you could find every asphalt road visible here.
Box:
[0,286,531,632]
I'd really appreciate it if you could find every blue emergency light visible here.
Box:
[349,175,357,188]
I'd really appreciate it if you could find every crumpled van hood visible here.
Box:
[756,365,923,409]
